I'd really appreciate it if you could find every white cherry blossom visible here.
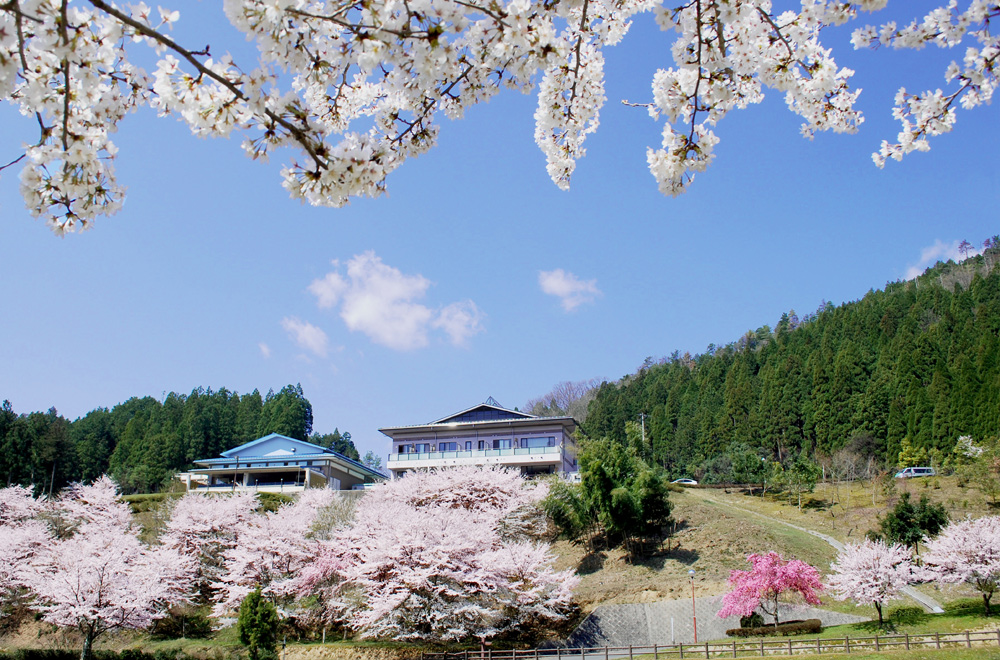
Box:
[0,0,996,233]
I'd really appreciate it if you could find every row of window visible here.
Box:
[395,437,557,453]
[223,460,314,469]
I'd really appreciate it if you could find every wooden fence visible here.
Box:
[421,630,1000,660]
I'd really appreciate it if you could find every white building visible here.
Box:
[381,398,578,479]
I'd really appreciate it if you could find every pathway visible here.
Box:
[689,489,945,614]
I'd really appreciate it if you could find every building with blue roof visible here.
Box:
[180,432,385,492]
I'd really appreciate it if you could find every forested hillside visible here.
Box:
[0,384,357,494]
[584,242,1000,480]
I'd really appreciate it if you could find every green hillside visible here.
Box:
[583,242,1000,480]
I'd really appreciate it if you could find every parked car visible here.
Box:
[671,478,698,485]
[894,466,936,479]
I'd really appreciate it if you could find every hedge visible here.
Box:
[0,649,196,660]
[725,619,822,637]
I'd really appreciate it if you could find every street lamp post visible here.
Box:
[689,568,698,643]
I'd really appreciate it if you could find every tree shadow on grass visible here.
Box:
[578,551,606,575]
[944,598,999,619]
[664,547,700,565]
[854,620,899,634]
[802,497,832,511]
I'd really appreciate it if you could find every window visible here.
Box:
[439,442,458,451]
[492,439,512,449]
[521,436,556,449]
[414,443,430,453]
[397,445,407,453]
[465,441,472,451]
[478,440,486,450]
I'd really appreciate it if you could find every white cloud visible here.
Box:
[905,239,982,280]
[433,300,486,346]
[309,251,485,351]
[539,268,602,311]
[258,342,271,359]
[281,317,329,358]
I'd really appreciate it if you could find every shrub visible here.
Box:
[740,613,765,629]
[888,606,927,626]
[725,619,822,637]
[238,588,279,660]
[150,605,213,639]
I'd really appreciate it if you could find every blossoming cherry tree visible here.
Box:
[717,551,823,627]
[826,538,915,626]
[921,515,1000,616]
[24,477,195,660]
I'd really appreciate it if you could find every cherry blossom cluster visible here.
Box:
[0,478,195,654]
[296,467,577,641]
[1,472,572,645]
[717,551,823,625]
[1,1,994,232]
[851,1,999,166]
[826,538,914,624]
[207,488,339,619]
[921,515,1000,615]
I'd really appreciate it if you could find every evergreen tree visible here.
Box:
[237,588,279,660]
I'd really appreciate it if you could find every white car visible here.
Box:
[894,466,936,479]
[671,478,698,485]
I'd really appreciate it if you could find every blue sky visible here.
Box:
[1,1,998,461]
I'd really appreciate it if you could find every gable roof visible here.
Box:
[431,401,536,425]
[220,432,326,458]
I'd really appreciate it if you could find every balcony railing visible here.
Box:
[388,446,561,462]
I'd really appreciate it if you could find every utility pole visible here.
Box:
[639,413,649,460]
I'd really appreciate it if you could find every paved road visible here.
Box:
[690,489,945,614]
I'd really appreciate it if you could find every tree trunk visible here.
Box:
[875,602,883,626]
[984,591,993,617]
[80,626,95,660]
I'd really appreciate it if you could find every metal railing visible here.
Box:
[421,630,1000,660]
[388,446,561,462]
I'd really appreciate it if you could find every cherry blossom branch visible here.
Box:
[85,0,330,169]
[564,0,591,123]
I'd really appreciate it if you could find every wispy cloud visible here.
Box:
[258,342,271,359]
[539,268,602,311]
[308,251,485,351]
[280,317,329,358]
[433,300,486,347]
[905,239,982,280]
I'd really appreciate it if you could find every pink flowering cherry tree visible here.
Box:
[922,516,1000,616]
[211,488,339,620]
[296,467,576,642]
[0,485,51,619]
[24,476,195,660]
[717,552,823,627]
[160,490,260,601]
[826,539,915,626]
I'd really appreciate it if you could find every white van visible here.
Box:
[894,466,936,479]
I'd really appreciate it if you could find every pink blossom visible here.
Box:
[922,516,1000,615]
[717,552,822,626]
[298,468,576,641]
[210,490,335,619]
[24,476,195,660]
[827,539,915,625]
[160,491,259,599]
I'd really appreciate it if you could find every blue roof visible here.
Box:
[220,432,330,458]
[194,432,383,480]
